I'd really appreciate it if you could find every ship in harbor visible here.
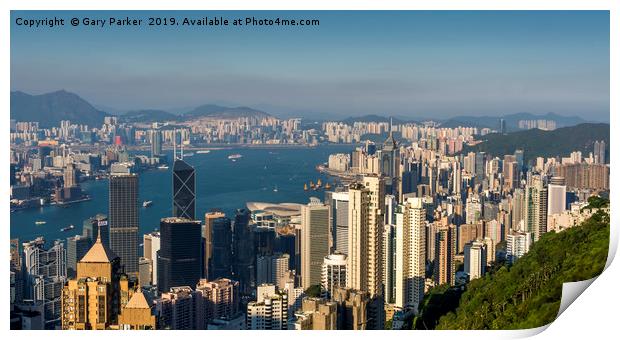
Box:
[183,152,195,157]
[196,150,211,154]
[35,220,46,225]
[157,164,169,170]
[143,200,153,208]
[228,154,243,160]
[60,224,75,232]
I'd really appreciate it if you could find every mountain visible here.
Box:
[431,200,609,330]
[184,104,270,119]
[10,90,108,128]
[122,109,178,123]
[461,123,609,163]
[441,112,590,131]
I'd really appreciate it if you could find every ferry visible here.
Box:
[35,220,47,225]
[196,150,211,154]
[183,152,195,157]
[143,200,153,208]
[228,154,243,160]
[60,224,75,232]
[157,164,169,170]
[273,185,278,192]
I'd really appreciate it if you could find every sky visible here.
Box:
[10,10,610,121]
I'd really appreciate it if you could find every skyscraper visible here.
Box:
[157,218,202,293]
[61,231,129,330]
[204,211,232,280]
[109,173,139,276]
[547,177,567,215]
[434,224,456,286]
[246,284,288,330]
[143,231,161,285]
[301,198,330,289]
[232,208,255,296]
[326,191,350,255]
[172,158,196,220]
[525,175,548,242]
[394,197,426,314]
[23,238,67,329]
[66,235,91,278]
[347,176,385,329]
[321,252,347,299]
[150,129,162,159]
[464,240,487,280]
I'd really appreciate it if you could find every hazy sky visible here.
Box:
[11,11,610,121]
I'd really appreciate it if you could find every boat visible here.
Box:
[183,152,195,157]
[304,183,308,191]
[196,150,211,154]
[273,185,278,192]
[60,224,75,232]
[157,164,169,170]
[143,200,153,208]
[35,220,46,225]
[228,154,243,160]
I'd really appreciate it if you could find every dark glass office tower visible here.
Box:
[172,158,196,220]
[157,217,202,293]
[82,214,109,249]
[232,208,255,296]
[209,216,232,280]
[109,173,139,275]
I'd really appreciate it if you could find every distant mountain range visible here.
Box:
[10,90,600,130]
[10,90,107,128]
[461,123,610,163]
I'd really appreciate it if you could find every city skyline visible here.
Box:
[11,11,610,121]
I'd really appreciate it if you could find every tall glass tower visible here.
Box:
[172,158,196,220]
[157,217,202,293]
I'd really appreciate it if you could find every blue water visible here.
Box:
[10,145,355,242]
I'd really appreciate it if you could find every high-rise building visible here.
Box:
[204,212,232,280]
[109,173,139,276]
[232,208,255,296]
[155,286,197,330]
[347,176,385,329]
[118,289,157,330]
[143,232,160,285]
[394,197,426,314]
[66,235,91,278]
[525,175,548,242]
[457,222,484,254]
[301,198,330,289]
[246,284,288,330]
[326,191,350,255]
[150,129,162,158]
[293,298,338,330]
[61,232,131,330]
[594,140,606,164]
[23,238,67,329]
[464,240,487,280]
[321,253,347,298]
[547,177,567,216]
[434,224,456,286]
[256,253,290,287]
[157,218,202,293]
[63,163,77,188]
[379,126,401,199]
[82,214,109,249]
[506,231,532,264]
[195,278,240,325]
[172,158,196,220]
[382,222,396,304]
[332,287,370,330]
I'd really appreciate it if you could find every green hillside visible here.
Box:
[414,198,609,330]
[461,123,609,164]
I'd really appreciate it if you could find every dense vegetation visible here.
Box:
[461,123,609,164]
[413,203,609,330]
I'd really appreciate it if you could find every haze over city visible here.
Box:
[11,11,610,121]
